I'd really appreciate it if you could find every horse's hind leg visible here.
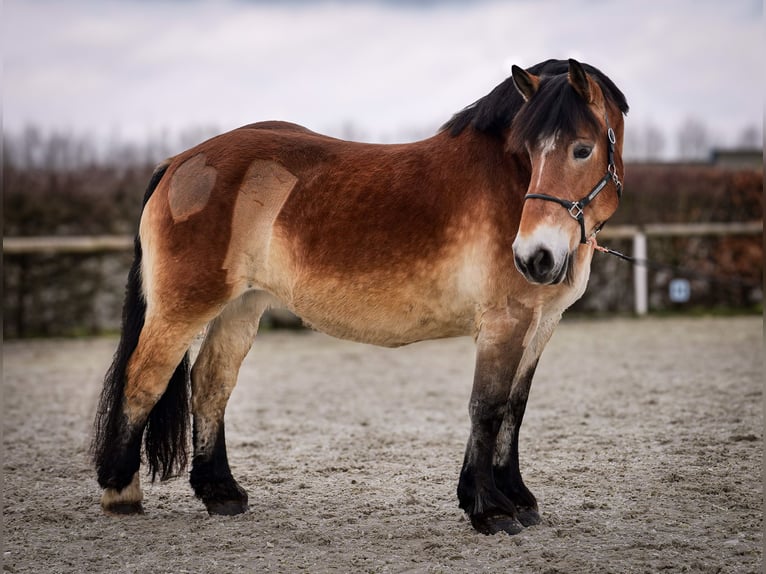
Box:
[98,314,208,513]
[190,290,270,515]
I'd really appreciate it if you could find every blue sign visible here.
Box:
[669,279,691,303]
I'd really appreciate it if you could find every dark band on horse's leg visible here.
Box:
[96,414,145,514]
[457,307,534,535]
[493,360,540,526]
[459,396,521,535]
[190,421,248,515]
[189,291,267,515]
[98,318,201,514]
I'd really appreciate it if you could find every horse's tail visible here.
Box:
[92,161,192,483]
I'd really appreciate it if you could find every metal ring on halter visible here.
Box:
[568,203,584,220]
[608,163,622,190]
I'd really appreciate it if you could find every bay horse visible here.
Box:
[92,58,628,535]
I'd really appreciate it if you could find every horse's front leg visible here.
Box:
[493,359,541,527]
[491,317,559,527]
[458,306,537,535]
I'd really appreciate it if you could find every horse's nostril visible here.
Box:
[515,247,558,283]
[530,248,554,277]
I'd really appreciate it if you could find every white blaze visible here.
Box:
[534,132,558,190]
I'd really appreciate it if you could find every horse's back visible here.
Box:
[238,120,325,136]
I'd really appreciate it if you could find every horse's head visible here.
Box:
[510,59,627,285]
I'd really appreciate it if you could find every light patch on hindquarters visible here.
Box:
[534,133,558,189]
[168,153,217,222]
[139,206,158,315]
[101,472,142,511]
[223,160,298,288]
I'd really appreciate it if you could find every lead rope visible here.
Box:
[587,236,633,262]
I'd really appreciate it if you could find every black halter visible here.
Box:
[523,115,622,244]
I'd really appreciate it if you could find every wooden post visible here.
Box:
[633,231,648,316]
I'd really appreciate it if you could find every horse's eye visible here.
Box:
[573,145,593,160]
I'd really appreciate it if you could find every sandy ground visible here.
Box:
[2,316,762,573]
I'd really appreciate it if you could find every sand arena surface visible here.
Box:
[3,317,762,573]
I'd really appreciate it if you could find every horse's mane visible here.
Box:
[441,59,629,147]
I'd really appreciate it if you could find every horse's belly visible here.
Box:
[299,311,470,348]
[284,278,476,347]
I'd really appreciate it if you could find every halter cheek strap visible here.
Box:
[523,115,622,244]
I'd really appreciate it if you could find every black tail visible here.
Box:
[91,162,191,484]
[144,352,191,482]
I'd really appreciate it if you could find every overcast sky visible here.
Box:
[3,0,763,159]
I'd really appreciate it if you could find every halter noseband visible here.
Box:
[523,114,622,244]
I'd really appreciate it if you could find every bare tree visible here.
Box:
[737,124,762,149]
[644,122,666,161]
[20,125,43,168]
[621,122,644,161]
[677,117,710,160]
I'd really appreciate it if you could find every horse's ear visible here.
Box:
[568,58,593,103]
[511,65,539,102]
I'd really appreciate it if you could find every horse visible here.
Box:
[92,58,628,535]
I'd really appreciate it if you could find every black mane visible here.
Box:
[441,59,629,143]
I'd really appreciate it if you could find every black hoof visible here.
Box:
[517,506,541,527]
[470,513,525,535]
[204,498,249,516]
[103,502,145,516]
[191,471,249,516]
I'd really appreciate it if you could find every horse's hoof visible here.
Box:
[517,506,541,527]
[205,499,249,516]
[470,513,525,535]
[103,501,145,515]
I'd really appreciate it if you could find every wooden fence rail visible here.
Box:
[4,221,763,315]
[598,221,763,239]
[3,235,134,255]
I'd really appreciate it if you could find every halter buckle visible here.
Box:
[568,203,584,220]
[608,127,616,145]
